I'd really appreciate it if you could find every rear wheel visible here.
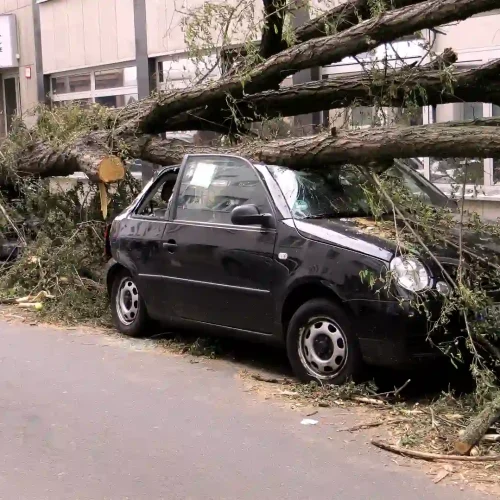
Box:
[286,298,362,384]
[111,269,150,337]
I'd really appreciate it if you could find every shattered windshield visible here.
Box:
[268,164,451,219]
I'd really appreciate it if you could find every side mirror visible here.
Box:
[231,204,275,228]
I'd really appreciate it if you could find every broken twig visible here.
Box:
[339,417,410,432]
[374,379,412,398]
[352,396,387,406]
[372,440,500,462]
[251,373,283,384]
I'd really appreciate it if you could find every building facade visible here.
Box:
[1,1,499,214]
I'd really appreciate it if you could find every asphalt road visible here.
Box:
[0,320,491,500]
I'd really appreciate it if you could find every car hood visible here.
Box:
[292,216,500,265]
[292,218,397,262]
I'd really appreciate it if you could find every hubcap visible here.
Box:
[298,317,348,379]
[116,277,139,326]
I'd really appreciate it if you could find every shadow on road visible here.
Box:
[152,327,293,377]
[150,326,475,401]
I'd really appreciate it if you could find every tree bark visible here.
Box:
[4,118,500,182]
[7,131,124,183]
[133,120,500,169]
[295,0,427,43]
[259,0,288,59]
[455,394,500,455]
[116,0,500,135]
[166,58,500,131]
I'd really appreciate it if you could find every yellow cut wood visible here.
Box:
[98,156,125,183]
[98,182,108,220]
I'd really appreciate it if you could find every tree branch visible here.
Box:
[116,0,500,135]
[166,58,500,131]
[295,0,427,43]
[259,0,288,59]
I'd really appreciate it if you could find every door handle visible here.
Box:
[163,239,177,252]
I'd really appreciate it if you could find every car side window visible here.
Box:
[136,171,178,219]
[174,157,272,225]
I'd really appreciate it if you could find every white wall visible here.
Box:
[146,0,261,57]
[434,12,500,54]
[39,0,136,74]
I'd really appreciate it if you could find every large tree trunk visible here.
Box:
[133,119,500,169]
[116,0,500,135]
[455,394,500,455]
[5,118,500,182]
[166,58,500,131]
[6,131,124,183]
[239,0,428,67]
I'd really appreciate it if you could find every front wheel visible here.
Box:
[286,298,362,384]
[111,269,150,337]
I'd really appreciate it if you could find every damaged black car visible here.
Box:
[105,154,500,384]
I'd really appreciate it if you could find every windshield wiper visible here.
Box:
[302,213,340,219]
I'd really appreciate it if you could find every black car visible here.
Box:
[105,154,494,384]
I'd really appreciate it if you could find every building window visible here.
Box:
[95,67,137,90]
[52,73,92,94]
[463,102,484,121]
[51,65,138,108]
[157,54,219,90]
[351,106,374,127]
[95,94,138,108]
[350,105,423,128]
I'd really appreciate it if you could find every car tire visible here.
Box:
[111,269,151,337]
[286,298,362,385]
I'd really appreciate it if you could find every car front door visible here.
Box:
[162,155,278,334]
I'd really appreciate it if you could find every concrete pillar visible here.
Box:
[291,1,321,136]
[32,0,48,104]
[133,0,156,184]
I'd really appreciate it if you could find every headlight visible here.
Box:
[390,256,430,292]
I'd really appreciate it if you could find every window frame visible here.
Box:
[423,50,500,194]
[156,52,220,91]
[171,154,277,228]
[326,45,500,196]
[50,63,138,108]
[132,166,181,221]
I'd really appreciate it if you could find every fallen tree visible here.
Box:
[115,0,500,135]
[0,0,498,184]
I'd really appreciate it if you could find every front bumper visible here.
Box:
[353,298,463,368]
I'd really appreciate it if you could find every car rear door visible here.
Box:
[161,155,278,334]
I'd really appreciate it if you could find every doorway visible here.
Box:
[3,75,19,133]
